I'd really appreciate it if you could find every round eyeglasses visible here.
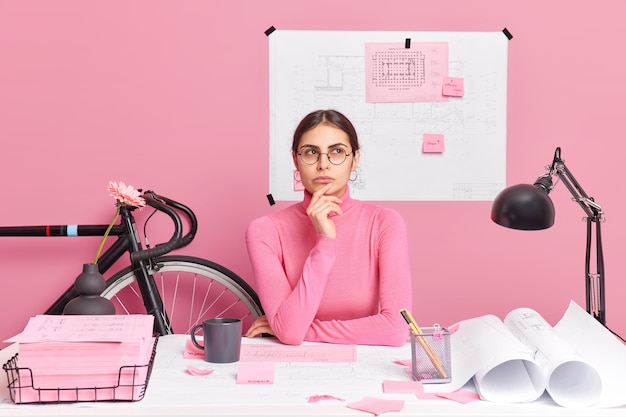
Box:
[297,147,354,165]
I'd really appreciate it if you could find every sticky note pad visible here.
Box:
[382,379,424,394]
[436,388,481,404]
[423,134,445,153]
[347,397,405,415]
[442,77,464,97]
[183,339,205,359]
[236,362,275,384]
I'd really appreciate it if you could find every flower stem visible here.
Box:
[94,206,120,264]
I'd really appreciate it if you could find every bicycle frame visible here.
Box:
[0,190,198,336]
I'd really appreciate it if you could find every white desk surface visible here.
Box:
[1,334,624,417]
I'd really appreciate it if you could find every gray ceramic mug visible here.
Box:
[190,318,242,363]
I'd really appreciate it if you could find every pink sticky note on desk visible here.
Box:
[236,362,275,384]
[382,379,424,394]
[423,134,445,153]
[183,339,205,359]
[436,388,481,404]
[347,396,405,416]
[393,359,412,367]
[442,76,464,97]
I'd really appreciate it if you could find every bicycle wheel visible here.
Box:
[101,255,263,335]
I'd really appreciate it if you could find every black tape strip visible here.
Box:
[502,28,513,40]
[405,38,411,48]
[265,26,276,36]
[266,194,275,206]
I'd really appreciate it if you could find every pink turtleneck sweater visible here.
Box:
[245,187,412,346]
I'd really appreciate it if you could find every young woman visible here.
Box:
[245,109,412,346]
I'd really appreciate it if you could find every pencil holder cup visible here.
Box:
[410,326,451,383]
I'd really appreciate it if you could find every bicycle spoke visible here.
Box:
[195,279,213,329]
[112,284,141,315]
[187,275,197,336]
[215,299,252,322]
[102,257,263,335]
[160,271,179,332]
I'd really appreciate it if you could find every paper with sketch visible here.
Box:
[447,301,624,408]
[364,42,448,103]
[240,343,356,362]
[6,314,154,343]
[7,314,155,403]
[449,313,546,403]
[502,307,601,407]
[552,301,626,408]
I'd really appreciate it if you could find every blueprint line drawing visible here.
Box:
[372,48,426,87]
[269,30,508,201]
[365,42,449,103]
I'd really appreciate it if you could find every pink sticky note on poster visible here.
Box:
[423,134,445,153]
[236,362,275,384]
[442,76,464,97]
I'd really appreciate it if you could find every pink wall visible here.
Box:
[1,1,625,347]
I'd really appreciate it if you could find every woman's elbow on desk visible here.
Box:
[267,325,306,345]
[385,330,410,347]
[268,319,307,346]
[245,327,305,346]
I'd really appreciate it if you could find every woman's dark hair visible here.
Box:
[291,109,360,154]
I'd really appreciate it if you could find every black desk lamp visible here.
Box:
[490,147,606,325]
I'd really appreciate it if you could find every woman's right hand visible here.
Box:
[306,183,343,238]
[245,315,274,338]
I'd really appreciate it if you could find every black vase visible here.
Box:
[63,263,116,315]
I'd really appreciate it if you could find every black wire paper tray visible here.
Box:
[2,336,158,404]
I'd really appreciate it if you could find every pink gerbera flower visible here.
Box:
[93,181,146,264]
[107,181,146,208]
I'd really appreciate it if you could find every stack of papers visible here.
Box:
[6,314,155,403]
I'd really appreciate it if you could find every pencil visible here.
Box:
[400,309,448,379]
[404,309,444,366]
[401,309,441,362]
[400,309,419,335]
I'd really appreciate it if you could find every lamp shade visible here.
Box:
[491,184,555,230]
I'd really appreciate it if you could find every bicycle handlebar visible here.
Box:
[129,190,198,263]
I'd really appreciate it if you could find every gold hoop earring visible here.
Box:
[293,169,305,191]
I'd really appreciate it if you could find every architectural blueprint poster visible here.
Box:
[269,30,508,201]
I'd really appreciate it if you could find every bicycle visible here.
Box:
[0,189,264,336]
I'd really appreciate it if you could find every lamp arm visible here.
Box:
[547,147,606,325]
[550,149,603,221]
